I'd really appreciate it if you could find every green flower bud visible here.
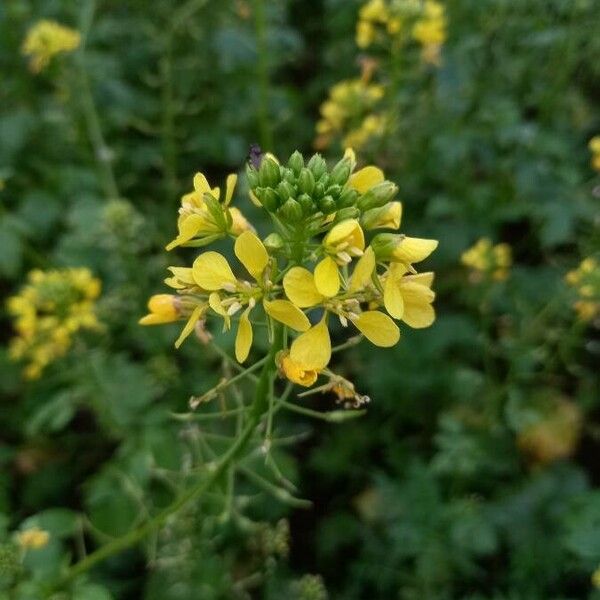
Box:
[297,168,315,195]
[318,195,336,214]
[317,173,330,188]
[259,157,281,188]
[279,198,303,223]
[264,232,284,251]
[370,233,402,260]
[313,182,325,199]
[357,181,398,210]
[262,188,280,212]
[326,184,342,198]
[307,154,327,180]
[283,168,296,184]
[329,157,352,185]
[297,193,314,215]
[277,181,296,201]
[334,207,360,222]
[245,163,259,188]
[203,195,228,231]
[287,150,304,175]
[337,188,359,208]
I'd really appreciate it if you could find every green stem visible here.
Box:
[75,2,120,201]
[253,0,272,150]
[58,326,284,586]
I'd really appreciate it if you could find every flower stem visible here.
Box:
[57,325,284,587]
[253,0,273,150]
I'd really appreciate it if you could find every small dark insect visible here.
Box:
[247,143,264,169]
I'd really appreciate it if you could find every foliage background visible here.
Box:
[1,0,599,598]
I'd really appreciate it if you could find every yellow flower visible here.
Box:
[361,201,402,230]
[314,219,366,297]
[461,238,512,282]
[193,231,309,361]
[7,268,101,379]
[279,351,319,387]
[22,20,80,73]
[589,136,600,171]
[566,257,599,321]
[166,173,251,251]
[139,294,180,325]
[593,566,600,589]
[16,527,50,550]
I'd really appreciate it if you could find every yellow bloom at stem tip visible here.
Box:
[139,294,180,325]
[22,20,80,73]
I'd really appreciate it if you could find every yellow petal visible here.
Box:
[283,267,324,308]
[234,231,268,280]
[165,214,204,250]
[406,271,435,288]
[193,172,211,194]
[314,257,340,297]
[208,292,231,330]
[280,353,318,387]
[392,237,438,264]
[400,282,436,328]
[352,311,400,347]
[192,252,236,290]
[167,267,195,285]
[229,207,253,235]
[264,299,311,332]
[235,308,253,362]
[290,318,331,370]
[324,219,364,250]
[384,275,404,319]
[349,166,384,193]
[349,246,375,291]
[174,305,203,348]
[224,174,237,205]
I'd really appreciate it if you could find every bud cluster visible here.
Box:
[246,151,397,226]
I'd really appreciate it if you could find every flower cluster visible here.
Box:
[7,268,101,379]
[565,257,599,321]
[461,238,512,283]
[21,20,81,73]
[356,0,447,65]
[589,136,600,172]
[141,149,437,389]
[314,79,386,151]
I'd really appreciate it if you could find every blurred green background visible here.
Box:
[1,0,599,598]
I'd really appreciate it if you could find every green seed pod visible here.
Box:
[262,188,280,212]
[245,163,259,188]
[329,157,352,185]
[264,232,284,251]
[319,195,336,214]
[325,184,342,198]
[337,188,359,208]
[259,157,281,188]
[287,150,304,175]
[279,198,303,223]
[334,207,360,222]
[357,181,398,211]
[297,168,315,195]
[307,154,327,180]
[297,193,314,215]
[277,181,296,202]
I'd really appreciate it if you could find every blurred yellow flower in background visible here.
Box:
[588,136,600,171]
[461,238,512,283]
[22,20,80,73]
[565,257,600,321]
[16,527,50,551]
[7,268,101,379]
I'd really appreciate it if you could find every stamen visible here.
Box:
[222,283,236,293]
